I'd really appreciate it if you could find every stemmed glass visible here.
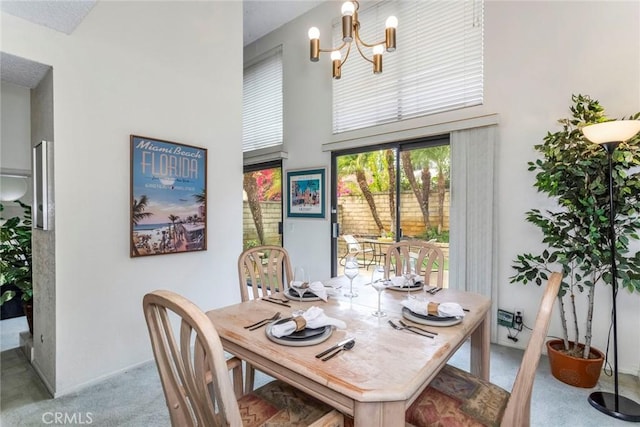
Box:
[403,257,416,299]
[371,265,388,317]
[292,266,309,302]
[343,255,359,298]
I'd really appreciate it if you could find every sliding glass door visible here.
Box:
[243,161,283,250]
[331,136,450,282]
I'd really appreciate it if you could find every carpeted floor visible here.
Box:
[1,316,638,426]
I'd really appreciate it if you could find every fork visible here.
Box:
[426,287,442,295]
[398,320,438,336]
[244,312,281,330]
[388,320,434,338]
[266,295,290,303]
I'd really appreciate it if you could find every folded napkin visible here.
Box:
[402,298,465,318]
[290,280,328,301]
[389,273,423,288]
[270,306,346,338]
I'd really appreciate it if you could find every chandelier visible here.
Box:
[308,1,397,79]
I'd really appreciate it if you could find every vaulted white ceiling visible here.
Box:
[0,0,325,88]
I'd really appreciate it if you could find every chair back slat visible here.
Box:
[384,240,445,288]
[143,291,242,426]
[238,245,293,301]
[502,272,562,426]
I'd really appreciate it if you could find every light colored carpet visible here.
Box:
[1,316,638,426]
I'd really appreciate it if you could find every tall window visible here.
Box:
[332,1,484,133]
[243,47,283,152]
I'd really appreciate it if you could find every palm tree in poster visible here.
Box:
[131,195,153,256]
[168,214,179,248]
[194,189,206,220]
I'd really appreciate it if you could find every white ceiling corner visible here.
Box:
[243,0,325,46]
[1,52,51,89]
[0,0,98,35]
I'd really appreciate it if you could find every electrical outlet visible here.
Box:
[514,309,524,331]
[497,309,514,328]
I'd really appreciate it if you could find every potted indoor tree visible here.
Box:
[0,201,33,334]
[511,94,640,388]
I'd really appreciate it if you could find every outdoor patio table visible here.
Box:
[206,275,491,427]
[362,238,396,267]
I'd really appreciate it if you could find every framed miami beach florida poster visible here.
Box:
[286,168,325,219]
[130,135,207,257]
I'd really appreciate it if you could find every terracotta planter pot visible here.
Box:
[546,339,604,388]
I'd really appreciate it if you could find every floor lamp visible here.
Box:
[582,119,640,422]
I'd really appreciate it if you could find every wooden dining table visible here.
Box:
[206,276,491,427]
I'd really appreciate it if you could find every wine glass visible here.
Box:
[403,257,416,299]
[292,266,309,302]
[343,255,359,298]
[371,265,388,317]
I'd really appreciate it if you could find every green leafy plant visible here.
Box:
[243,239,259,251]
[0,201,33,304]
[511,94,640,359]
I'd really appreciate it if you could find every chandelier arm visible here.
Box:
[354,36,374,64]
[319,41,347,54]
[341,42,352,67]
[353,17,385,49]
[355,32,387,49]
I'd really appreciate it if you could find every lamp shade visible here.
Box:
[0,176,28,202]
[582,120,640,144]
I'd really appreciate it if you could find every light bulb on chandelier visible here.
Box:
[308,1,397,79]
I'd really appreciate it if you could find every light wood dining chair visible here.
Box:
[238,245,293,393]
[384,240,445,288]
[405,271,562,427]
[143,290,344,427]
[238,245,293,301]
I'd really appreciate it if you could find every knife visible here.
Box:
[315,338,353,359]
[261,298,291,308]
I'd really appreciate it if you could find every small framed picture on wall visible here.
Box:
[286,168,325,219]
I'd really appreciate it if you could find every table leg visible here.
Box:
[470,309,490,381]
[354,401,405,427]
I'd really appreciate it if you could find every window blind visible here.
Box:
[333,1,484,134]
[243,47,283,152]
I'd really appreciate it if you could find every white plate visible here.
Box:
[387,283,424,292]
[285,288,322,301]
[402,307,462,327]
[265,321,333,347]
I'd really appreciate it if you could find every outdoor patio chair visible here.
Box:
[339,234,373,268]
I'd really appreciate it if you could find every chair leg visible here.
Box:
[245,363,256,395]
[232,363,243,398]
[226,356,244,399]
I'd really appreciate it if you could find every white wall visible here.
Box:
[2,0,243,395]
[1,81,33,218]
[1,81,31,171]
[245,1,640,375]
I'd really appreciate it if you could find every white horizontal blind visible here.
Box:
[243,47,283,152]
[333,0,484,133]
